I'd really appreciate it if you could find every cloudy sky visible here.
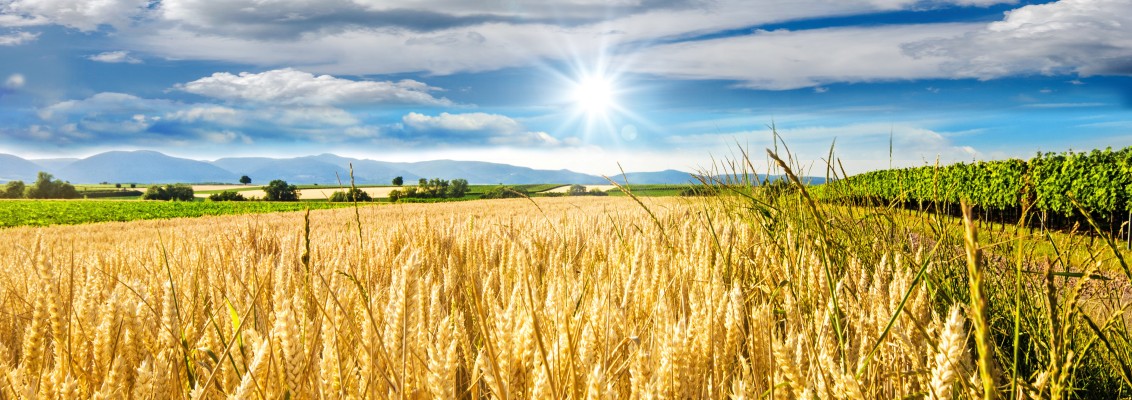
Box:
[0,0,1130,175]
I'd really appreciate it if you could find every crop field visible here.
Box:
[0,200,358,227]
[2,172,1129,399]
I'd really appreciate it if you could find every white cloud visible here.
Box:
[3,0,149,31]
[905,0,1132,79]
[0,30,37,45]
[634,24,971,89]
[123,0,1018,78]
[4,73,25,88]
[402,112,561,146]
[175,68,453,106]
[0,14,49,27]
[164,106,240,124]
[38,92,178,120]
[88,51,142,64]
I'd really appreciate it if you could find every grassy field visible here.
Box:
[0,199,359,227]
[2,166,1129,399]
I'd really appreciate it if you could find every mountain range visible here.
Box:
[0,150,705,185]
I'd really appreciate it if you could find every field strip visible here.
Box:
[193,186,401,199]
[543,184,618,193]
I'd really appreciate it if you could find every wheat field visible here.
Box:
[0,194,1107,399]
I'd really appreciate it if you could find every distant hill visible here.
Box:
[399,160,605,185]
[212,154,420,185]
[609,170,701,185]
[30,158,79,172]
[0,154,41,182]
[0,150,834,186]
[58,150,237,183]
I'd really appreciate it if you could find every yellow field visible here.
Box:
[0,196,1055,398]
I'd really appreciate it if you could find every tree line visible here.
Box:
[1,172,80,199]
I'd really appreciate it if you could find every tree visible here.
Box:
[389,189,402,202]
[115,183,122,189]
[143,184,194,201]
[263,180,300,201]
[392,176,404,186]
[3,180,24,198]
[567,184,587,196]
[240,175,252,185]
[25,172,79,199]
[450,179,469,198]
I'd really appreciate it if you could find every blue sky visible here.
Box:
[1,0,1130,175]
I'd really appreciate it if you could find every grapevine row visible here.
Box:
[820,146,1132,227]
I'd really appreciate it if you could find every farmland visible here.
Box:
[2,164,1130,399]
[0,200,357,227]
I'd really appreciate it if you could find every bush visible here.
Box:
[481,186,529,199]
[84,190,144,199]
[143,184,195,201]
[208,190,246,201]
[263,180,300,201]
[2,180,25,199]
[329,187,372,202]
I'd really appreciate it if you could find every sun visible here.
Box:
[573,75,616,115]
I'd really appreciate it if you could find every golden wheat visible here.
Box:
[0,196,997,398]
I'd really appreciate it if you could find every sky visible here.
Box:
[0,0,1130,176]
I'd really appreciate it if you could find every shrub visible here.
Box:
[208,190,247,201]
[2,180,25,198]
[143,184,195,201]
[329,187,372,202]
[481,186,529,199]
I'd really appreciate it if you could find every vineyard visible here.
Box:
[821,146,1132,236]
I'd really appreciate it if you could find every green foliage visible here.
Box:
[679,185,715,197]
[389,177,468,201]
[450,178,469,197]
[392,176,404,186]
[0,200,354,227]
[143,184,195,201]
[329,187,372,202]
[239,175,252,185]
[208,190,247,201]
[2,180,25,199]
[480,186,530,199]
[830,146,1132,215]
[82,190,143,199]
[263,180,300,201]
[25,172,80,199]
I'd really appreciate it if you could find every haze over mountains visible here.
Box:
[0,150,700,185]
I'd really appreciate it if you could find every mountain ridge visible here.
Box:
[0,150,707,185]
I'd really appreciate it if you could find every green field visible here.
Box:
[0,200,361,227]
